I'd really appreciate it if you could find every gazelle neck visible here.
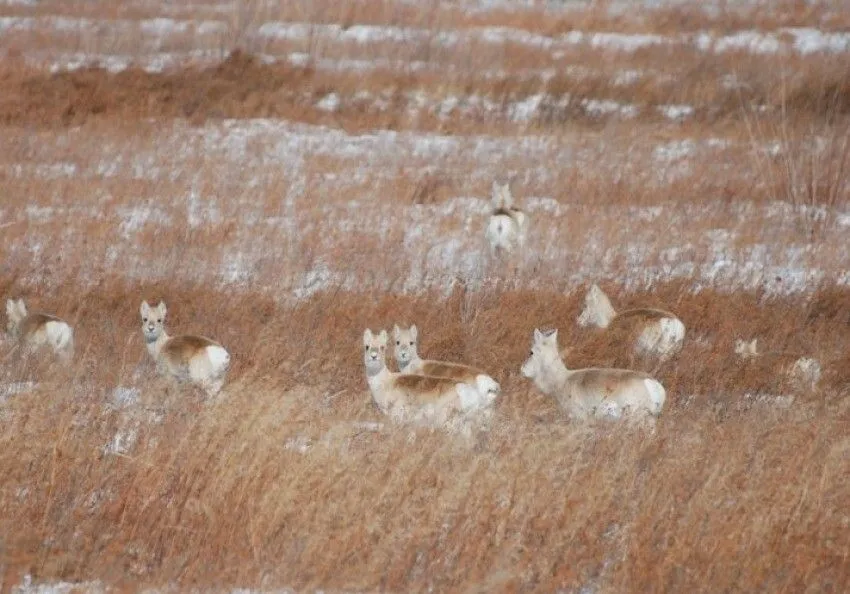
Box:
[146,330,170,359]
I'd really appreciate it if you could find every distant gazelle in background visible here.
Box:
[734,338,821,391]
[5,298,74,362]
[139,300,231,398]
[485,180,528,257]
[577,284,685,360]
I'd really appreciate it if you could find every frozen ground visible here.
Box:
[1,118,847,299]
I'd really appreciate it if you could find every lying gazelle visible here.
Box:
[393,324,500,390]
[485,180,528,256]
[5,298,74,361]
[521,328,666,422]
[363,328,499,431]
[734,338,821,390]
[576,284,685,359]
[139,300,231,398]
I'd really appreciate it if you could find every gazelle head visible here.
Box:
[392,324,419,370]
[734,338,759,360]
[491,180,514,211]
[576,283,616,328]
[5,298,27,336]
[521,328,560,379]
[363,328,388,375]
[140,300,167,344]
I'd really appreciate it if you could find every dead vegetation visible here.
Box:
[1,0,850,591]
[0,279,849,591]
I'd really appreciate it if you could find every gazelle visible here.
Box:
[576,284,685,359]
[734,338,821,390]
[393,324,500,390]
[521,328,666,421]
[139,300,230,397]
[363,328,498,431]
[5,298,74,361]
[485,180,528,256]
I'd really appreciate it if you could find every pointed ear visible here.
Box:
[156,301,167,317]
[140,301,150,317]
[16,299,27,318]
[410,324,418,341]
[6,299,16,320]
[363,328,373,344]
[500,183,513,207]
[378,329,388,344]
[490,181,503,207]
[550,329,559,343]
[533,328,543,343]
[392,324,400,339]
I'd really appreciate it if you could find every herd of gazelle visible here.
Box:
[3,181,822,427]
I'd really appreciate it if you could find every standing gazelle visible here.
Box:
[521,328,666,422]
[576,284,685,360]
[139,301,230,397]
[363,328,498,432]
[734,338,821,391]
[393,324,500,392]
[485,180,528,256]
[5,298,74,361]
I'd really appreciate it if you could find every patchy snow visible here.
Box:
[11,575,106,594]
[0,381,37,401]
[658,104,695,121]
[3,119,848,299]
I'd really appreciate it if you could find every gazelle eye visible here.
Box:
[396,340,400,345]
[143,317,148,322]
[409,341,414,346]
[157,319,162,323]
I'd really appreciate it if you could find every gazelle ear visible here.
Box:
[363,328,374,344]
[410,324,418,341]
[16,299,27,318]
[378,329,388,344]
[491,180,504,207]
[500,182,513,208]
[140,301,151,317]
[156,301,167,317]
[392,324,401,340]
[6,299,17,321]
[533,328,544,343]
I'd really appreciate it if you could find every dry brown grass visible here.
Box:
[1,49,849,133]
[1,1,850,591]
[0,278,849,591]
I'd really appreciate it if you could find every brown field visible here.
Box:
[1,1,849,592]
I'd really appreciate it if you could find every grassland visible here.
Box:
[0,1,849,592]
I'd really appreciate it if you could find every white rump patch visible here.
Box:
[205,345,231,371]
[643,379,667,415]
[44,320,74,352]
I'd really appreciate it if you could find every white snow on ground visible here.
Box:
[2,15,850,58]
[1,119,847,299]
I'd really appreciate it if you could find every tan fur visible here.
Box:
[5,298,74,361]
[734,338,821,390]
[140,300,230,398]
[521,328,666,421]
[576,284,685,359]
[485,180,528,256]
[364,329,496,432]
[392,324,491,386]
